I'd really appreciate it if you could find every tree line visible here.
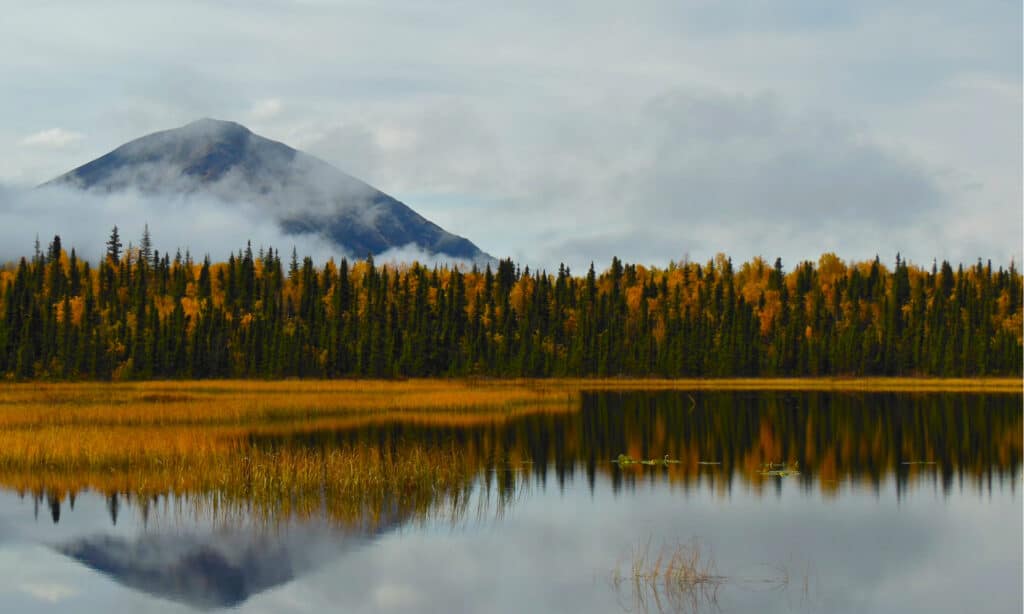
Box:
[0,227,1020,379]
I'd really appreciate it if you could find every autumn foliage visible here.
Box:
[0,233,1020,379]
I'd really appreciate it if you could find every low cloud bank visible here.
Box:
[0,183,477,268]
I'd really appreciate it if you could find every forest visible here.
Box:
[0,227,1021,379]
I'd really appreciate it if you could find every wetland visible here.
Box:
[0,380,1019,613]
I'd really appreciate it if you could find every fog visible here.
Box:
[0,183,478,269]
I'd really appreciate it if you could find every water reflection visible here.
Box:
[12,391,1022,536]
[250,390,1022,498]
[2,490,415,610]
[58,532,297,609]
[0,391,1019,613]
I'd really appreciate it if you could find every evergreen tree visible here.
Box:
[106,226,122,263]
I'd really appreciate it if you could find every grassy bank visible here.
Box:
[0,378,1017,526]
[0,378,1015,471]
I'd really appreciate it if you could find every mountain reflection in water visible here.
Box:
[59,533,296,609]
[45,501,405,609]
[1,390,1019,611]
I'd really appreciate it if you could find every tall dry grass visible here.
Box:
[0,380,575,527]
[0,378,1017,527]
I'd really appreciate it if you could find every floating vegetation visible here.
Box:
[696,461,721,466]
[614,454,681,467]
[759,462,801,477]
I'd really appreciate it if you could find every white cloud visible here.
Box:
[293,88,975,271]
[20,582,77,604]
[0,183,339,265]
[249,98,284,121]
[19,128,84,149]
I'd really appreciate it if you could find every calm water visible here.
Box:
[0,391,1020,613]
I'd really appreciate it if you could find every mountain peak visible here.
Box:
[44,120,491,261]
[183,117,251,133]
[170,117,254,145]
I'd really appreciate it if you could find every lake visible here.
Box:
[0,390,1019,613]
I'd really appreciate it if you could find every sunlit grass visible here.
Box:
[0,379,576,427]
[0,378,1017,527]
[0,380,576,527]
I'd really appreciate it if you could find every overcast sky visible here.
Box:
[1,0,1020,271]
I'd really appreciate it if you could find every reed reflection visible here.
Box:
[252,391,1022,501]
[6,391,1020,531]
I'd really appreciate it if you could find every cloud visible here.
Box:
[375,243,490,270]
[20,582,77,604]
[292,88,975,272]
[0,180,489,270]
[0,182,339,265]
[249,98,284,121]
[371,583,422,610]
[19,128,84,149]
[543,229,704,274]
[0,1,1017,271]
[0,118,489,267]
[240,472,1022,614]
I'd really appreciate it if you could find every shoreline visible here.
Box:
[0,376,1020,394]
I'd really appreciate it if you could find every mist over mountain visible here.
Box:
[45,118,490,262]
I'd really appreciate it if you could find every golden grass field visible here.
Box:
[0,378,1018,526]
[0,377,1015,469]
[0,380,573,525]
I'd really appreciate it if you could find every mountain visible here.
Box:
[57,516,405,609]
[45,118,490,260]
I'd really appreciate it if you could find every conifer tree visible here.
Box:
[106,226,122,263]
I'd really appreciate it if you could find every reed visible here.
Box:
[0,379,1017,528]
[0,379,577,428]
[2,442,482,529]
[612,538,793,614]
[0,381,573,527]
[612,538,727,614]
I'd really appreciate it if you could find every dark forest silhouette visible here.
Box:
[1,229,1020,379]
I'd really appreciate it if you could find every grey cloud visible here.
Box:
[303,102,504,197]
[0,0,1017,271]
[0,180,488,270]
[0,183,334,264]
[543,230,705,274]
[297,88,960,271]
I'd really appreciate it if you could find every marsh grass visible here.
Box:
[612,538,793,614]
[0,380,578,472]
[3,443,484,529]
[0,378,1016,528]
[612,538,727,614]
[0,380,577,427]
[0,380,579,528]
